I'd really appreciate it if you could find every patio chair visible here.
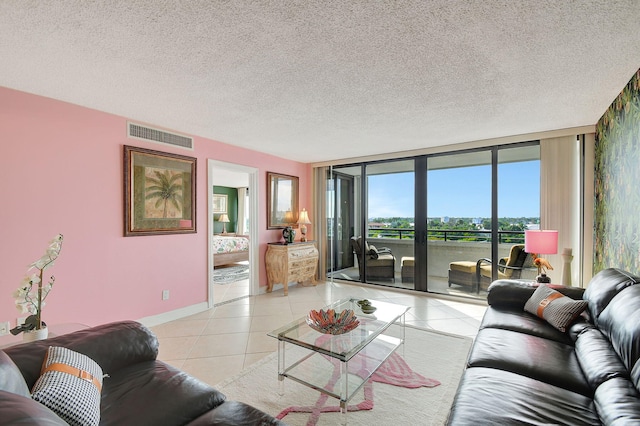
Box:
[448,244,535,293]
[350,236,396,282]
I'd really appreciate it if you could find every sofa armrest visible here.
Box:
[0,351,30,396]
[0,390,68,425]
[4,321,158,388]
[487,280,585,309]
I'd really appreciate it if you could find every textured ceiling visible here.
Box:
[1,1,639,163]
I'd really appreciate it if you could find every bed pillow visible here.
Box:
[524,284,588,332]
[31,346,103,426]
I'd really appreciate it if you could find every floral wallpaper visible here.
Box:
[594,69,640,274]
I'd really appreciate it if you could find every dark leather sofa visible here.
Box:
[447,268,640,425]
[0,321,283,425]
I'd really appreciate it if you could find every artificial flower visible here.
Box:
[11,234,63,332]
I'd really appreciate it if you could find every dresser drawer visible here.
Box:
[266,241,319,295]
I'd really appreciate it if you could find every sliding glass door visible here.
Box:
[365,160,415,288]
[426,151,493,297]
[327,166,360,282]
[327,160,415,288]
[324,142,540,300]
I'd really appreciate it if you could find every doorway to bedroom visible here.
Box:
[208,160,259,306]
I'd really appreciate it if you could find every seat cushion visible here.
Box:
[100,360,226,426]
[401,257,415,282]
[446,368,600,425]
[467,328,591,396]
[187,400,285,425]
[449,261,476,273]
[366,253,394,267]
[401,257,414,267]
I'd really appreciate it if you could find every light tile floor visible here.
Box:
[151,278,486,387]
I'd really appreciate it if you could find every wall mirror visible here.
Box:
[267,172,299,229]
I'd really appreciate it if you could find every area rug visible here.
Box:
[213,264,250,284]
[216,326,472,425]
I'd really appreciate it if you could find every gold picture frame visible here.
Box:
[267,171,299,229]
[124,145,197,236]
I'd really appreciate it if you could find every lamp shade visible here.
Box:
[218,214,230,223]
[297,208,311,225]
[525,230,558,255]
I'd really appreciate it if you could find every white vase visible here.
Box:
[562,248,573,287]
[23,327,48,342]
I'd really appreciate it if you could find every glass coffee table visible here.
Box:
[268,297,410,424]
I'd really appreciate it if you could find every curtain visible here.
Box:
[237,187,248,235]
[540,135,594,287]
[312,167,329,281]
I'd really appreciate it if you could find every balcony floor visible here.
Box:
[327,267,488,301]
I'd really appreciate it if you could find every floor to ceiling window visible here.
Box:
[324,142,540,300]
[426,151,493,297]
[365,160,415,288]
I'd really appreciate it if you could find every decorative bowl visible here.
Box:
[306,309,360,335]
[357,299,377,314]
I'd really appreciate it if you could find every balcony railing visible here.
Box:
[367,228,526,244]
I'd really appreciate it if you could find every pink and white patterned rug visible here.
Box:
[276,349,441,424]
[216,326,472,426]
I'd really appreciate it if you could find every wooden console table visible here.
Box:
[266,241,318,296]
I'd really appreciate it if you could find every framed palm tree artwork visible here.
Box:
[124,145,197,236]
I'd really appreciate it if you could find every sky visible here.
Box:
[367,161,540,218]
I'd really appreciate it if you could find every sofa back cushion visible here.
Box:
[595,284,640,375]
[574,327,628,390]
[4,321,158,388]
[593,377,640,424]
[584,268,640,324]
[0,351,30,397]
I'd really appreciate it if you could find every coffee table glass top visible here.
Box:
[268,297,410,362]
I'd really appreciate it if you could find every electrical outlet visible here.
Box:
[0,321,10,336]
[162,290,170,300]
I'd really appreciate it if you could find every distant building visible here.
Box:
[441,217,450,224]
[472,218,482,225]
[368,222,386,228]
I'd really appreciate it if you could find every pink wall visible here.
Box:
[0,87,311,327]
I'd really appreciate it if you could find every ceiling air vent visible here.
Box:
[127,122,193,150]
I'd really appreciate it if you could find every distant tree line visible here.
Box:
[367,217,540,243]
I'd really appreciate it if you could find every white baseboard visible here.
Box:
[137,302,209,328]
